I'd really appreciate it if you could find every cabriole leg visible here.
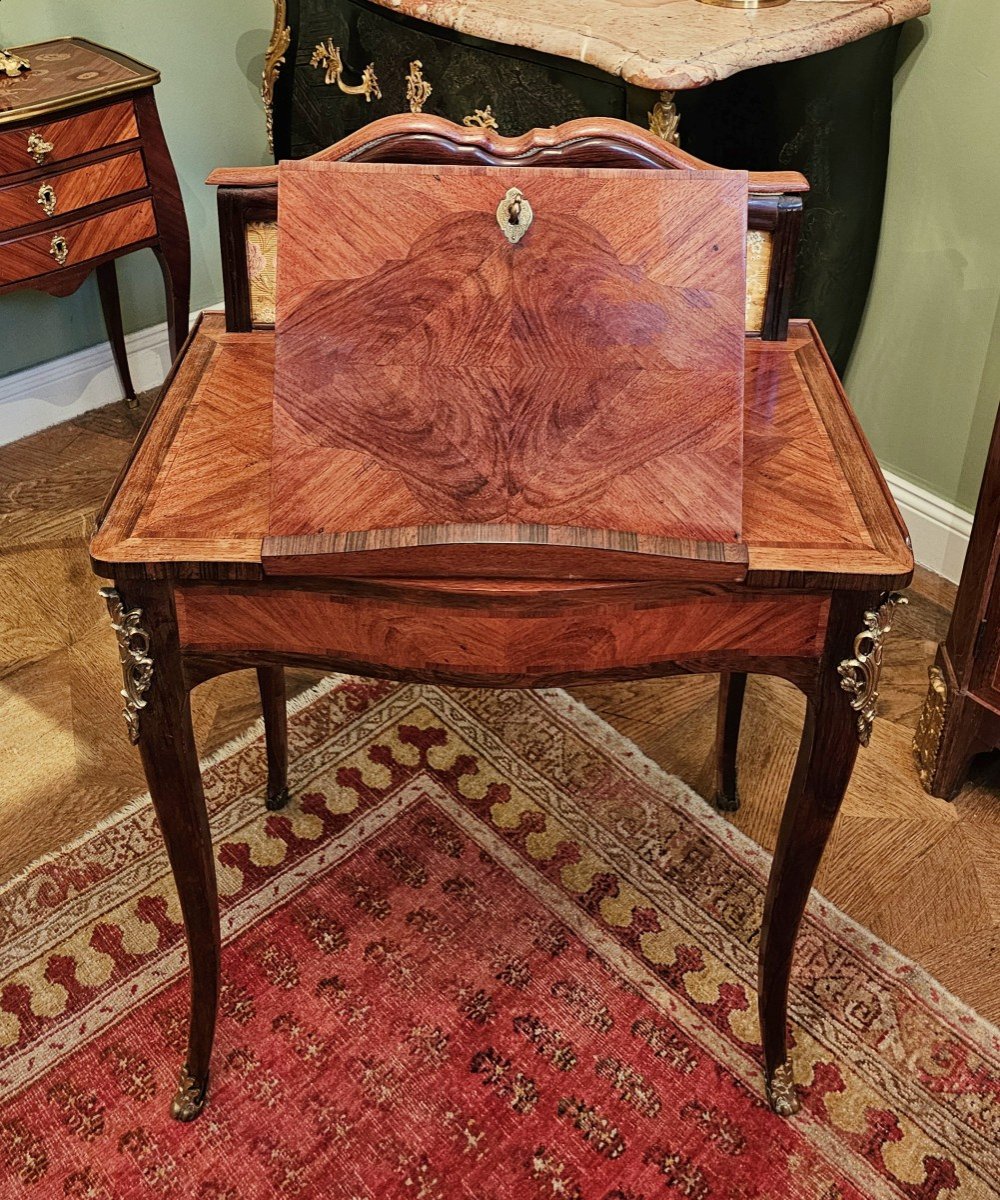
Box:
[95,261,137,405]
[757,591,904,1115]
[101,584,219,1121]
[257,665,290,810]
[715,671,747,812]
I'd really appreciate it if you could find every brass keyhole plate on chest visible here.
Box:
[496,187,533,244]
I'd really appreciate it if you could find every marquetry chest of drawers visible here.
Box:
[0,37,189,402]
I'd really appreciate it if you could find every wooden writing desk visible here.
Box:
[91,116,912,1123]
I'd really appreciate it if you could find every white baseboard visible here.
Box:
[883,469,973,585]
[0,316,976,585]
[0,304,219,446]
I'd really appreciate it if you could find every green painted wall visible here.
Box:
[846,7,1000,514]
[0,0,272,378]
[2,4,994,517]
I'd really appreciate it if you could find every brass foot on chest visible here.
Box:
[170,1064,208,1121]
[765,1060,800,1116]
[913,665,949,792]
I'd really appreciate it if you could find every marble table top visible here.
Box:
[375,0,929,90]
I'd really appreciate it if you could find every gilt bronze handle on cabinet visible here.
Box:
[310,39,381,102]
[27,131,54,164]
[37,182,57,217]
[405,60,432,114]
[49,234,69,266]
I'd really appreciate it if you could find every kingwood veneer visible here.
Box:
[0,38,190,403]
[91,114,913,1126]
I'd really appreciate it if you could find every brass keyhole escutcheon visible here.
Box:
[496,187,532,245]
[37,182,57,216]
[50,234,69,266]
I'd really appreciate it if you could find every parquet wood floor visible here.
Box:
[2,393,998,1022]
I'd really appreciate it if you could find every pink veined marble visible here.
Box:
[375,0,929,91]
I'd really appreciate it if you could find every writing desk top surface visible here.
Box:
[92,315,911,592]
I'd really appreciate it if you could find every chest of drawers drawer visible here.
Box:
[0,199,157,287]
[0,100,139,176]
[0,150,148,232]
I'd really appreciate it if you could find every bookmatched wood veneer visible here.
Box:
[269,161,749,577]
[0,99,138,176]
[209,114,807,343]
[174,582,830,688]
[0,199,155,286]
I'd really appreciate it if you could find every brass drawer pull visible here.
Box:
[310,40,380,102]
[27,131,54,165]
[406,60,431,114]
[37,182,57,217]
[462,106,499,133]
[49,234,69,266]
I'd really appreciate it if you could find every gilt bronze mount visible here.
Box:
[100,587,154,744]
[262,0,291,153]
[765,1060,800,1117]
[462,105,499,133]
[170,1064,208,1122]
[648,91,680,147]
[0,46,29,75]
[310,39,381,102]
[913,664,949,791]
[838,592,907,746]
[406,59,432,114]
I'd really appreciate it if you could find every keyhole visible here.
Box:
[496,188,533,244]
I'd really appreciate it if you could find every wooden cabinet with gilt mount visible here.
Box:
[0,38,190,402]
[915,402,1000,798]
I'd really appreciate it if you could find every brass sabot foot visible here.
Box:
[170,1064,208,1121]
[765,1060,800,1117]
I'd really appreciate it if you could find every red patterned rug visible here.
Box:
[1,678,998,1199]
